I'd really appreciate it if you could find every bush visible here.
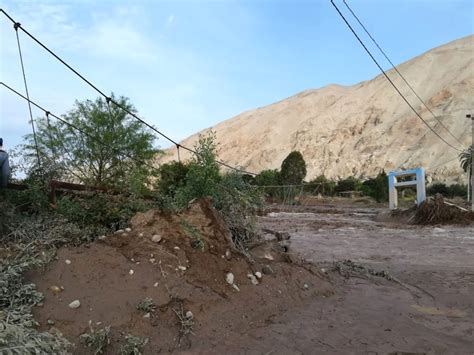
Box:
[155,161,189,197]
[427,183,449,196]
[335,176,362,194]
[280,151,307,185]
[448,184,467,198]
[305,175,336,196]
[361,171,388,202]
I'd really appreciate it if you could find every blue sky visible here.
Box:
[1,0,473,151]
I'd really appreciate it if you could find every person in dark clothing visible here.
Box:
[0,138,10,188]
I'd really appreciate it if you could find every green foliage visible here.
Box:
[23,94,159,189]
[427,183,467,198]
[306,175,336,196]
[136,298,156,313]
[426,183,449,196]
[361,171,388,202]
[119,334,148,355]
[80,325,111,355]
[174,132,221,208]
[156,161,189,197]
[335,176,362,194]
[280,151,307,185]
[459,145,472,174]
[254,169,280,186]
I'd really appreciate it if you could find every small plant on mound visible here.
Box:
[181,220,205,251]
[119,334,149,355]
[136,298,156,313]
[80,324,111,355]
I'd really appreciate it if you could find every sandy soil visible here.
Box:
[258,201,474,354]
[27,199,474,354]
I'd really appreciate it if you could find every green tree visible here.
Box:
[306,175,336,196]
[255,169,281,186]
[156,161,189,197]
[280,151,307,185]
[361,171,388,202]
[459,145,473,174]
[335,176,362,194]
[23,94,159,188]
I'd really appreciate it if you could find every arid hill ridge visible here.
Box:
[161,35,473,183]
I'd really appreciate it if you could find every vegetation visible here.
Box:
[23,94,159,189]
[136,298,156,313]
[427,183,467,198]
[280,151,307,185]
[119,334,149,355]
[80,325,111,355]
[305,175,336,196]
[361,171,389,202]
[335,176,362,194]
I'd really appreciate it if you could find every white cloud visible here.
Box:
[167,14,175,25]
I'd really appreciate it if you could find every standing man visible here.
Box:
[0,138,10,188]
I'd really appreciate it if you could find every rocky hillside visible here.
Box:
[160,35,473,183]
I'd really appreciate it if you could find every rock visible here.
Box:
[275,231,291,241]
[122,233,129,237]
[303,283,309,290]
[178,265,187,271]
[36,302,44,307]
[264,253,274,261]
[143,313,151,319]
[153,282,159,287]
[262,265,274,275]
[321,268,327,273]
[139,233,144,237]
[125,227,132,232]
[226,272,234,285]
[225,249,232,260]
[98,235,106,241]
[149,258,156,263]
[65,259,71,265]
[151,235,162,243]
[247,274,259,285]
[174,246,180,250]
[232,284,240,292]
[47,319,55,325]
[115,229,124,234]
[255,271,263,279]
[50,285,61,295]
[185,311,193,319]
[129,269,134,275]
[68,300,80,309]
[278,240,290,253]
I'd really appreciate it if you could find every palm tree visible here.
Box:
[459,146,473,174]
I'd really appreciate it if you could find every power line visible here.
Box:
[330,0,464,153]
[342,0,464,149]
[0,8,256,176]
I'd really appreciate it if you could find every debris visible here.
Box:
[264,253,274,261]
[149,258,156,263]
[226,272,235,285]
[68,300,81,309]
[232,284,240,292]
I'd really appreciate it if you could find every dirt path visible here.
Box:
[255,202,474,354]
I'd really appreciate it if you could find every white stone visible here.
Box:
[226,272,234,285]
[68,300,80,309]
[153,282,159,287]
[65,259,71,265]
[98,235,106,241]
[122,233,128,237]
[115,229,124,234]
[232,284,240,292]
[143,313,151,319]
[303,283,309,290]
[149,258,156,263]
[174,246,180,250]
[178,265,187,271]
[125,228,132,232]
[151,235,162,243]
[185,311,193,319]
[129,269,134,275]
[139,233,144,237]
[255,271,262,279]
[247,274,259,285]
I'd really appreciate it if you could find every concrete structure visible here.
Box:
[388,168,426,209]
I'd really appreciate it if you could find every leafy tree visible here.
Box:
[23,94,159,188]
[459,145,473,174]
[448,184,467,198]
[280,151,307,185]
[426,183,449,196]
[361,171,388,202]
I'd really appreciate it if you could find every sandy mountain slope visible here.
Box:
[160,35,473,183]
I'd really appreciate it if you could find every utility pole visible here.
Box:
[469,114,474,212]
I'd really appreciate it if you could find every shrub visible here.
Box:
[280,151,307,185]
[80,325,111,355]
[335,176,362,194]
[448,184,467,198]
[361,171,388,202]
[306,175,336,196]
[427,183,449,197]
[120,334,149,355]
[155,161,189,197]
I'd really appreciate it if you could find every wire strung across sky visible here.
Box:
[342,0,465,149]
[330,0,465,154]
[0,8,257,176]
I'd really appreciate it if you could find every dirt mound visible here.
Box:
[27,199,333,353]
[389,195,474,225]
